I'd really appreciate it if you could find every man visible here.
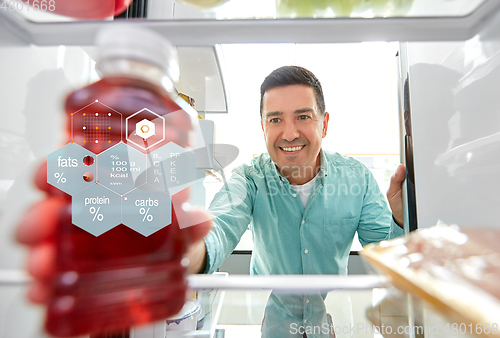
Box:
[184,65,406,338]
[187,66,405,276]
[17,65,405,337]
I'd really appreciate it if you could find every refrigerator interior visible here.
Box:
[2,0,500,336]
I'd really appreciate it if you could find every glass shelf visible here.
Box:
[7,0,488,23]
[0,272,492,337]
[170,0,486,20]
[175,275,488,338]
[1,0,499,47]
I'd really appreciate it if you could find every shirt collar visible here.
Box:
[318,149,329,178]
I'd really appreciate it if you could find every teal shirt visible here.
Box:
[204,150,404,275]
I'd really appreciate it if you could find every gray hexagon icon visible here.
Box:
[122,185,171,236]
[126,108,165,150]
[146,142,196,195]
[97,143,147,195]
[47,142,97,195]
[72,184,121,236]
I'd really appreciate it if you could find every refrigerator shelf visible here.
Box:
[1,0,500,47]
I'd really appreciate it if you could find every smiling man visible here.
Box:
[189,66,405,277]
[185,66,406,337]
[15,65,405,338]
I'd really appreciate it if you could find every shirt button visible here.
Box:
[304,249,308,254]
[292,193,297,197]
[306,299,310,304]
[304,319,307,324]
[302,220,305,225]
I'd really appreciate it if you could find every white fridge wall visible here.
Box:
[0,44,96,268]
[409,12,500,229]
[0,44,95,338]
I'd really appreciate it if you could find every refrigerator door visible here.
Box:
[407,14,500,228]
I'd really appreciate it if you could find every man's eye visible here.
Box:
[269,118,280,123]
[298,115,310,120]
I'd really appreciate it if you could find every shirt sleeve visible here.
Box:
[203,166,256,274]
[356,168,405,247]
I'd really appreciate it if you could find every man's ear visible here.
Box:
[322,112,330,138]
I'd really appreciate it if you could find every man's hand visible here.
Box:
[387,164,406,228]
[16,162,212,304]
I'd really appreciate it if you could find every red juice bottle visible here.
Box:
[48,0,133,19]
[45,25,200,337]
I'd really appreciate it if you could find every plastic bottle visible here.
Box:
[49,0,133,19]
[45,25,199,337]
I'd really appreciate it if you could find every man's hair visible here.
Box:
[260,66,326,119]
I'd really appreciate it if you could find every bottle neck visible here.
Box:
[96,58,176,93]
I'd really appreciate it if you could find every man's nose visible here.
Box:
[282,120,300,141]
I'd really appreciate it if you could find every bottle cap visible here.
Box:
[95,24,179,83]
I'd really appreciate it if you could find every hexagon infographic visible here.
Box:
[48,105,200,237]
[47,143,97,195]
[146,142,196,195]
[122,186,171,236]
[70,100,122,153]
[97,143,147,195]
[72,184,121,236]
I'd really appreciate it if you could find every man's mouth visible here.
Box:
[279,145,305,153]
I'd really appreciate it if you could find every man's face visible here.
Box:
[261,84,329,180]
